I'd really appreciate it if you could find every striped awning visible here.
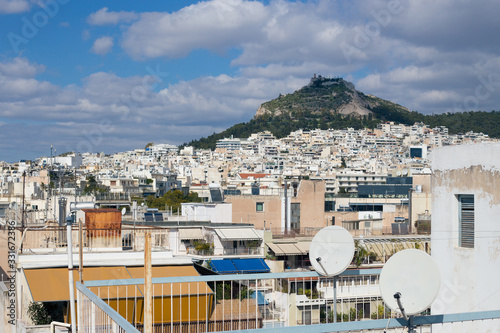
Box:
[295,241,311,254]
[267,243,285,255]
[214,228,261,241]
[179,228,204,240]
[267,243,305,256]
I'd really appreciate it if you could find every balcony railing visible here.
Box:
[76,269,500,332]
[77,281,140,333]
[21,226,169,253]
[222,247,264,256]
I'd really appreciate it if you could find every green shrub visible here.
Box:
[28,302,51,325]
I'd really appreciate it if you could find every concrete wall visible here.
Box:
[181,203,232,223]
[227,180,328,232]
[226,194,282,229]
[291,180,327,230]
[431,143,500,331]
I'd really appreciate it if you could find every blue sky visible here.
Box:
[1,0,500,162]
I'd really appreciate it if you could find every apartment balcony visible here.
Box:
[75,269,500,333]
[222,247,264,256]
[20,226,169,253]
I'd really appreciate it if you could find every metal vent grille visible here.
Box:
[459,195,474,248]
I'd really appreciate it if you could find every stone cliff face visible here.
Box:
[255,105,273,117]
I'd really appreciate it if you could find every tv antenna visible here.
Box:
[379,249,441,332]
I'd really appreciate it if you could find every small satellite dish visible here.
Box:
[379,249,440,316]
[121,207,126,215]
[309,226,355,276]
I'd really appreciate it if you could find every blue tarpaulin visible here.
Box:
[209,259,238,274]
[232,258,270,274]
[209,258,270,274]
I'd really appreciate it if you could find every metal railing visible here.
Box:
[95,193,131,201]
[21,226,169,253]
[77,269,500,332]
[79,270,390,332]
[77,281,140,333]
[222,247,264,256]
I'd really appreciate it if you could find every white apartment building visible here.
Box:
[431,143,500,332]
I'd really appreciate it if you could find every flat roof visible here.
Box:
[18,251,191,269]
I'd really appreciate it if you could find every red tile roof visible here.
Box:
[238,173,269,179]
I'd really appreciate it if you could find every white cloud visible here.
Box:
[87,7,139,25]
[122,0,268,59]
[0,57,45,78]
[91,36,114,55]
[0,0,30,14]
[0,57,307,159]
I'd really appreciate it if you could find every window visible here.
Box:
[458,194,474,248]
[256,202,264,212]
[291,203,300,230]
[302,310,312,325]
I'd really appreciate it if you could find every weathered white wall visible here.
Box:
[181,203,232,223]
[430,143,500,332]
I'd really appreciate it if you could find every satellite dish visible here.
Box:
[379,249,440,315]
[121,207,126,215]
[309,226,355,276]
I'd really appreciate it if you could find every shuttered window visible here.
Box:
[459,195,474,248]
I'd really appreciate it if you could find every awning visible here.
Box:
[209,259,238,274]
[214,228,261,241]
[275,243,303,256]
[209,258,270,274]
[24,266,134,302]
[24,265,212,302]
[268,243,304,256]
[179,228,204,240]
[295,241,311,254]
[267,243,285,255]
[126,265,212,296]
[232,258,270,274]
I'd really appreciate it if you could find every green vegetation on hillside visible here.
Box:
[185,109,500,150]
[183,76,500,150]
[262,78,355,115]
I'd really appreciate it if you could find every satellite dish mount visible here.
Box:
[309,226,355,323]
[379,249,441,333]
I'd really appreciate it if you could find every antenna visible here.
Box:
[379,249,441,332]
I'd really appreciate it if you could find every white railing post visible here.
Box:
[91,300,96,333]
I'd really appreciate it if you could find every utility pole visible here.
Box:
[144,233,153,333]
[284,178,288,234]
[21,171,26,231]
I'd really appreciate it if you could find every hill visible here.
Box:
[256,75,410,118]
[185,76,500,149]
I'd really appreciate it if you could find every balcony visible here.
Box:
[20,226,169,253]
[75,269,500,332]
[222,247,264,256]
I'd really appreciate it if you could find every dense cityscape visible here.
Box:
[1,0,500,332]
